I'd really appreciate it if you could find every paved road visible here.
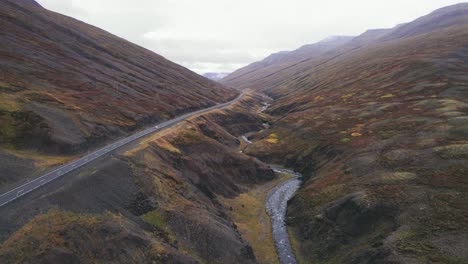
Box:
[267,167,302,264]
[0,91,245,208]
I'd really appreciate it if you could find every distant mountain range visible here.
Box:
[222,3,468,90]
[203,72,230,81]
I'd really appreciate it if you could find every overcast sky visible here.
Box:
[36,0,463,74]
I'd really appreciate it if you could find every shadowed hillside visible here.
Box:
[0,0,237,191]
[230,4,468,263]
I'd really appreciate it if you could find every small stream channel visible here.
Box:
[240,134,301,264]
[241,99,301,264]
[267,168,301,264]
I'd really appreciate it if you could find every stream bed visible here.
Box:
[266,168,302,264]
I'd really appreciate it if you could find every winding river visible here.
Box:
[267,168,301,264]
[242,99,301,264]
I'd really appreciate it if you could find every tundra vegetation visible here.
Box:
[227,4,468,263]
[1,1,468,263]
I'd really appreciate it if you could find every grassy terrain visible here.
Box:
[0,90,276,263]
[235,5,468,263]
[0,210,196,263]
[221,171,294,264]
[3,149,76,170]
[0,0,238,191]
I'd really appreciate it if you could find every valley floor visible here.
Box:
[221,168,295,264]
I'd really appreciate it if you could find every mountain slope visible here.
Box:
[382,3,468,41]
[223,3,468,93]
[0,91,275,264]
[222,36,354,89]
[0,0,237,190]
[230,4,468,263]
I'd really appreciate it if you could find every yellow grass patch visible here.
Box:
[266,133,279,144]
[351,132,363,137]
[221,173,293,264]
[381,172,417,182]
[123,123,183,156]
[4,149,75,169]
[381,93,395,98]
[155,139,181,154]
[341,93,354,99]
[0,93,20,111]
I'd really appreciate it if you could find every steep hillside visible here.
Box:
[0,91,276,263]
[230,4,468,263]
[222,36,353,90]
[0,0,237,190]
[223,3,468,93]
[381,3,468,41]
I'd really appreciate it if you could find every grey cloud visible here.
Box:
[141,37,256,63]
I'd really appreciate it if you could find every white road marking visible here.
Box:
[0,91,245,207]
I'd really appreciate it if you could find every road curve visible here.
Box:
[0,91,245,208]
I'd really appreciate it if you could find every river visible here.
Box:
[266,168,301,264]
[242,98,301,264]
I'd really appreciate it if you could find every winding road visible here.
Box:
[0,91,245,208]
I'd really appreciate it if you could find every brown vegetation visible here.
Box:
[0,91,276,263]
[232,4,468,263]
[0,0,237,190]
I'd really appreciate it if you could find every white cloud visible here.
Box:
[37,0,462,73]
